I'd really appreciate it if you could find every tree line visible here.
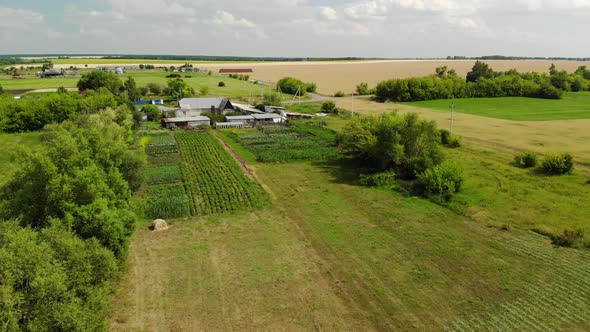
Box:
[0,110,145,330]
[375,62,590,102]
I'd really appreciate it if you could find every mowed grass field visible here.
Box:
[49,59,590,95]
[403,92,590,121]
[110,124,590,330]
[0,70,263,98]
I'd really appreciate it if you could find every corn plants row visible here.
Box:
[174,131,267,216]
[146,183,191,219]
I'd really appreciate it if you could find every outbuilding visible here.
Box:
[225,115,255,125]
[162,116,211,129]
[179,97,235,116]
[252,113,284,124]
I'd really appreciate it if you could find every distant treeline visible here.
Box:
[447,55,590,61]
[375,61,590,102]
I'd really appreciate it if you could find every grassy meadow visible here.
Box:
[0,70,264,99]
[111,129,590,330]
[403,92,590,121]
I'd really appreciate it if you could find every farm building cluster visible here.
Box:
[154,97,287,129]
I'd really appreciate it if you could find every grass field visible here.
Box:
[403,92,590,121]
[0,132,42,185]
[335,98,590,167]
[0,70,264,99]
[111,132,590,330]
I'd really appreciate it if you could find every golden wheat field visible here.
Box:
[52,59,590,95]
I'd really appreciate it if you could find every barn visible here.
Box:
[162,116,211,129]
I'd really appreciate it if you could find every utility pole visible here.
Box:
[450,102,455,134]
[352,92,355,116]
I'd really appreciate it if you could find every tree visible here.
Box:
[139,86,149,97]
[356,82,370,95]
[435,66,448,78]
[147,82,162,95]
[549,63,557,75]
[277,77,310,96]
[143,105,162,121]
[199,86,210,96]
[167,78,195,99]
[321,100,337,113]
[466,61,495,82]
[77,70,123,94]
[262,92,282,106]
[123,76,140,101]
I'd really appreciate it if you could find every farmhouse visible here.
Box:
[162,116,211,129]
[179,97,235,116]
[219,68,253,74]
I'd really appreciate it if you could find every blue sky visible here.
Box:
[1,0,589,57]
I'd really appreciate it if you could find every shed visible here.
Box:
[252,113,284,124]
[219,68,253,74]
[225,115,255,124]
[264,106,286,114]
[232,103,265,114]
[162,116,211,129]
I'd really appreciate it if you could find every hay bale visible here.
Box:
[152,219,169,231]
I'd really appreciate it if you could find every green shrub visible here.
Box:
[552,229,585,248]
[448,136,461,148]
[359,172,397,188]
[334,91,346,97]
[440,129,451,145]
[356,82,370,95]
[321,101,337,113]
[540,153,574,175]
[418,162,464,199]
[218,81,225,87]
[514,152,538,168]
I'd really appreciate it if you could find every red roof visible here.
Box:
[219,68,253,73]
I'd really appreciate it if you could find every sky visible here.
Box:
[0,0,589,58]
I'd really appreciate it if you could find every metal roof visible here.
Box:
[179,98,232,110]
[232,103,264,114]
[225,115,255,120]
[252,113,283,119]
[163,116,210,123]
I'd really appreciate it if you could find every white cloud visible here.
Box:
[320,6,338,20]
[0,8,44,30]
[212,10,256,28]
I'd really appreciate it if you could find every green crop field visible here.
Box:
[403,92,590,121]
[175,131,267,215]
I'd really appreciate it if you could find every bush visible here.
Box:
[514,152,537,168]
[306,82,317,93]
[540,153,574,175]
[218,81,225,87]
[359,171,396,187]
[440,129,451,145]
[552,229,585,247]
[418,162,464,200]
[321,101,337,113]
[447,136,462,148]
[277,77,312,96]
[356,82,370,95]
[166,73,181,78]
[334,91,345,97]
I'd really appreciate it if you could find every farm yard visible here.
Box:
[3,57,590,331]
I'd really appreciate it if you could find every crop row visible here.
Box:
[146,165,183,185]
[146,143,179,155]
[146,183,191,219]
[175,131,267,216]
[228,121,339,163]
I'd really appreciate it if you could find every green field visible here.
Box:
[111,115,590,330]
[403,92,590,121]
[0,70,264,99]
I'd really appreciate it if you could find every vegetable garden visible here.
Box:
[144,132,191,218]
[225,121,339,162]
[175,131,267,215]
